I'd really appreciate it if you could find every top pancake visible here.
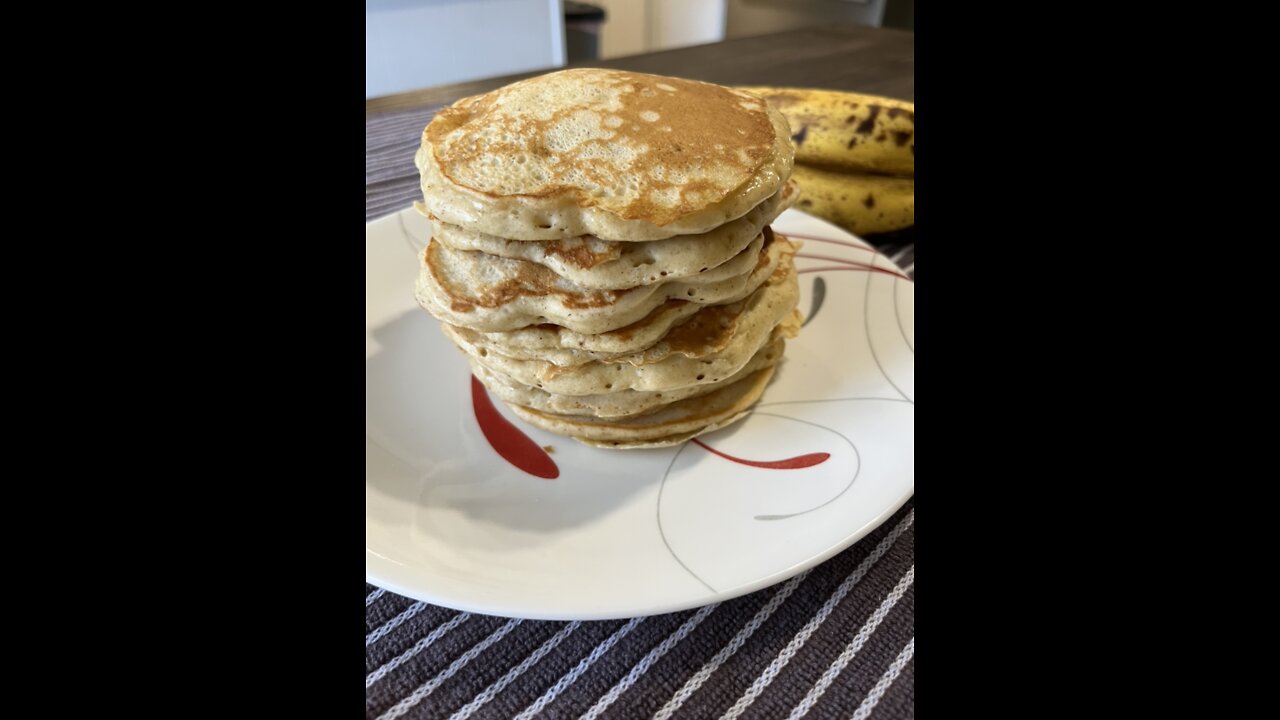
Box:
[416,68,795,242]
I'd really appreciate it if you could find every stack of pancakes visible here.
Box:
[413,69,802,448]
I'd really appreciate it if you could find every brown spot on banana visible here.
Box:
[886,108,915,123]
[863,194,876,209]
[855,105,882,135]
[892,130,913,146]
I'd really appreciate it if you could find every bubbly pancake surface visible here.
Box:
[463,300,706,357]
[470,337,786,419]
[443,256,799,368]
[445,291,801,397]
[416,230,796,335]
[423,181,795,290]
[416,68,794,241]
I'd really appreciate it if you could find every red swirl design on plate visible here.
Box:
[471,376,559,479]
[692,438,830,469]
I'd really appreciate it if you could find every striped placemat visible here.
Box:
[366,106,915,720]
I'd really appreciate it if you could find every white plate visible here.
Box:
[366,207,914,621]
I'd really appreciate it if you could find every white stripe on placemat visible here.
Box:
[579,603,720,720]
[366,601,427,647]
[365,588,386,607]
[366,612,473,688]
[652,570,813,720]
[447,622,582,720]
[366,133,432,154]
[365,111,438,141]
[366,149,420,170]
[366,135,421,154]
[512,616,646,720]
[366,185,420,206]
[786,565,916,720]
[376,617,524,720]
[365,115,432,137]
[365,176,419,193]
[850,637,915,720]
[367,184,419,201]
[719,509,915,720]
[365,163,416,180]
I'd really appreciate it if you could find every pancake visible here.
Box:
[447,300,802,396]
[416,229,796,335]
[415,69,795,241]
[471,337,785,419]
[463,299,706,358]
[445,256,799,368]
[507,366,776,447]
[423,181,796,290]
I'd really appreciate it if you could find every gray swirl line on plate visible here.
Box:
[893,274,914,354]
[656,442,719,594]
[757,397,914,408]
[864,270,913,404]
[396,210,428,255]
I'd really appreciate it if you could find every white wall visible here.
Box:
[592,0,648,58]
[591,0,727,60]
[652,0,727,52]
[366,0,566,99]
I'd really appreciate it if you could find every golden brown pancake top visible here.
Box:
[425,69,777,226]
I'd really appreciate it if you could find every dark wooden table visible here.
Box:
[366,24,915,720]
[366,24,914,115]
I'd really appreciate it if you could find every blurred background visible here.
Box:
[366,0,914,99]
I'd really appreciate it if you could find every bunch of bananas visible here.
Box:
[737,87,915,237]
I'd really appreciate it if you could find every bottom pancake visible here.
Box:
[506,366,775,448]
[473,337,786,419]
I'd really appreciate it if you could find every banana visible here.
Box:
[736,86,914,177]
[791,163,914,236]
